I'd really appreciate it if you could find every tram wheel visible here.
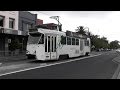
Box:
[27,55,35,59]
[85,52,89,56]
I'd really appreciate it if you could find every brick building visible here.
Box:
[36,19,43,25]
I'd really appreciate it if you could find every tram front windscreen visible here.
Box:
[27,33,42,44]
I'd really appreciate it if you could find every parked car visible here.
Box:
[116,49,120,52]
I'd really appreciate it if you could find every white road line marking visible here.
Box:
[112,56,120,79]
[0,54,102,77]
[112,64,120,79]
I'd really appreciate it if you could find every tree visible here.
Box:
[90,34,109,50]
[75,26,87,35]
[110,40,120,49]
[100,37,109,49]
[90,34,100,49]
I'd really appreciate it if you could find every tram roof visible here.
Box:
[29,28,90,39]
[29,28,66,36]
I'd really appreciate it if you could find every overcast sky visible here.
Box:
[30,11,120,42]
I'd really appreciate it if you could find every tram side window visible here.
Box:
[85,40,89,46]
[76,39,79,45]
[52,36,54,52]
[45,36,47,52]
[38,34,44,44]
[67,37,71,45]
[54,37,56,52]
[61,36,66,45]
[85,40,87,46]
[72,38,75,45]
[48,36,50,52]
[87,40,89,46]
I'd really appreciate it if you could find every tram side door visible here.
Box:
[45,35,57,60]
[80,39,84,55]
[50,36,57,60]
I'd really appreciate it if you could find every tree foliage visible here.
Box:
[75,26,120,50]
[109,40,120,49]
[75,26,87,35]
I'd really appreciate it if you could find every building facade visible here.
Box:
[36,19,43,25]
[0,11,20,56]
[0,11,19,30]
[0,11,37,56]
[18,11,37,51]
[19,11,37,32]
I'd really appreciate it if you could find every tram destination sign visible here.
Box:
[29,28,38,32]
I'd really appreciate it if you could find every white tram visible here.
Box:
[26,28,91,61]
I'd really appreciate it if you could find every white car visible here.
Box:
[116,49,120,53]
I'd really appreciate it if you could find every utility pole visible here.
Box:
[84,27,90,36]
[50,16,62,31]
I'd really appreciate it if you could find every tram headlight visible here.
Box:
[26,50,29,54]
[33,51,36,54]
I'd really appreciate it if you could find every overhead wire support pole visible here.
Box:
[50,16,62,31]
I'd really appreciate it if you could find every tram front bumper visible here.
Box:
[26,54,36,59]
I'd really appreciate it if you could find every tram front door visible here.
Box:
[45,35,57,60]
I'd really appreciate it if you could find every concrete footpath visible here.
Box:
[0,51,107,62]
[0,51,105,64]
[0,55,27,63]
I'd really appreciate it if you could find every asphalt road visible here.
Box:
[0,51,119,79]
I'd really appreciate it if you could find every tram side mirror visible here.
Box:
[60,36,63,44]
[38,34,44,44]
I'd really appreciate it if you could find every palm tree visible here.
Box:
[75,26,87,35]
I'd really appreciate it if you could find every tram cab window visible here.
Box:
[28,33,42,44]
[38,34,44,44]
[61,36,66,45]
[67,37,71,45]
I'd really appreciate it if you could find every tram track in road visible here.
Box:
[0,53,103,77]
[0,51,108,71]
[0,51,118,79]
